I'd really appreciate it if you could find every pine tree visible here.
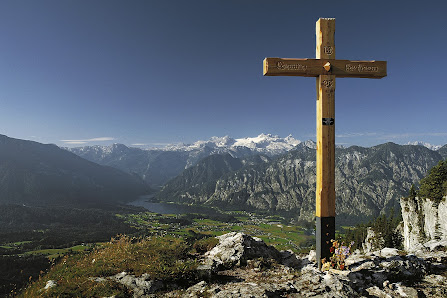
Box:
[408,184,417,199]
[418,160,447,201]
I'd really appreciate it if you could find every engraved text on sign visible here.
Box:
[346,64,379,73]
[276,61,307,71]
[263,58,386,78]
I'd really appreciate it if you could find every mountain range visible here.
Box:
[155,142,446,225]
[163,134,304,153]
[0,135,149,207]
[65,134,447,225]
[67,134,313,188]
[1,133,446,225]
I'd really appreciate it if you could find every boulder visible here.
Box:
[203,232,282,270]
[424,239,447,251]
[307,249,316,262]
[109,271,164,296]
[379,247,400,257]
[363,227,385,253]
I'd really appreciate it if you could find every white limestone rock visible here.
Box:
[363,227,385,253]
[307,249,316,262]
[109,271,164,296]
[380,247,400,257]
[203,232,281,270]
[44,280,57,290]
[366,286,393,298]
[401,196,447,252]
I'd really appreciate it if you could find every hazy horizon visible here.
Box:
[3,132,444,151]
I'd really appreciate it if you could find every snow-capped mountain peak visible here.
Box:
[233,133,301,151]
[162,134,304,155]
[406,141,442,151]
[197,136,236,148]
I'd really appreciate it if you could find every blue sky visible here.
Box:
[0,0,446,148]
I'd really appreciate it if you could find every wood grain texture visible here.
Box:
[316,18,336,218]
[316,18,335,60]
[263,58,387,78]
[316,75,336,217]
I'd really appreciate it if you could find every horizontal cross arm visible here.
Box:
[263,58,387,78]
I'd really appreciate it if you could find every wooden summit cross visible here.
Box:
[263,18,387,268]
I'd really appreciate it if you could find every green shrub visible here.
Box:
[418,160,447,202]
[343,208,402,250]
[192,237,219,254]
[19,235,198,297]
[407,184,417,199]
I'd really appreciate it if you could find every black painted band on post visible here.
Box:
[316,216,335,269]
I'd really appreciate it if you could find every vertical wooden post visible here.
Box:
[315,18,336,268]
[263,17,386,269]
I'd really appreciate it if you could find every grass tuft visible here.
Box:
[18,235,197,297]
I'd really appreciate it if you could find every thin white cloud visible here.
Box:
[63,141,88,145]
[88,137,115,142]
[60,137,115,145]
[131,143,148,146]
[336,132,378,138]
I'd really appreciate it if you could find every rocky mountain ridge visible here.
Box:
[66,134,314,188]
[438,144,447,159]
[156,153,271,204]
[67,143,193,188]
[66,134,446,191]
[158,143,444,225]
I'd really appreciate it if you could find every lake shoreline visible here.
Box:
[128,196,220,215]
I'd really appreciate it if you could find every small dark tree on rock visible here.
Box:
[408,184,417,199]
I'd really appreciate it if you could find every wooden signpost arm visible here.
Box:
[263,58,386,78]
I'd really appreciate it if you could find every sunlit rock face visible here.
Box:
[401,196,447,252]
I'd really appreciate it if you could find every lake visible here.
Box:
[129,196,218,215]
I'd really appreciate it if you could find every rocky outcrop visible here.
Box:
[401,196,447,252]
[165,233,447,297]
[108,272,164,296]
[362,227,385,253]
[203,232,283,270]
[85,232,447,297]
